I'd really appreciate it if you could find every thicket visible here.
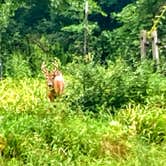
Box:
[65,58,166,111]
[1,0,166,75]
[0,0,166,165]
[0,58,166,165]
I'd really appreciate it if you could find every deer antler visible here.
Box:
[53,60,59,71]
[41,61,48,74]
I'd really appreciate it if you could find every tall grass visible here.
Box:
[0,60,166,165]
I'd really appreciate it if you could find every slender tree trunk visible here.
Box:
[84,0,88,56]
[151,30,159,67]
[140,30,147,60]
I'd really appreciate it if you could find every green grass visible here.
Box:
[0,78,166,166]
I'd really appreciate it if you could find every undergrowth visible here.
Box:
[0,59,166,165]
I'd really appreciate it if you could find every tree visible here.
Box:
[98,0,166,63]
[0,0,24,70]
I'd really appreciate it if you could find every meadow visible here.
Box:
[0,60,166,166]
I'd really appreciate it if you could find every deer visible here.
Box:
[41,61,64,101]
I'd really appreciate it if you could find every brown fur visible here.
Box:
[41,62,64,101]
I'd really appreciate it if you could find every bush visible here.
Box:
[5,52,32,78]
[0,67,166,165]
[65,59,166,114]
[117,104,166,144]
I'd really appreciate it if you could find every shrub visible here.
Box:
[5,52,31,78]
[65,59,165,114]
[117,104,166,144]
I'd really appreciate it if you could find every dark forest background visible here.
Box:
[0,0,166,77]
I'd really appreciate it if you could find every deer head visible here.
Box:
[41,62,54,88]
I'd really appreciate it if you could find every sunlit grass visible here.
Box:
[0,77,166,165]
[0,78,46,112]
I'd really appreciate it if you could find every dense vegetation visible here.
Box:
[0,60,166,165]
[0,0,166,165]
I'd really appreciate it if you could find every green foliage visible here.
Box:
[100,0,166,62]
[0,72,166,165]
[1,0,166,72]
[65,59,165,114]
[0,0,24,31]
[117,104,166,144]
[5,52,31,78]
[1,0,166,165]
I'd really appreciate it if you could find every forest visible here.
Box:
[0,0,166,165]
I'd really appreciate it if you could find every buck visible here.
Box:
[41,61,64,101]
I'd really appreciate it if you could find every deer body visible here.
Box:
[53,71,64,95]
[41,62,64,101]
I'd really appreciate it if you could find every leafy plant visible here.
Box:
[5,52,31,78]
